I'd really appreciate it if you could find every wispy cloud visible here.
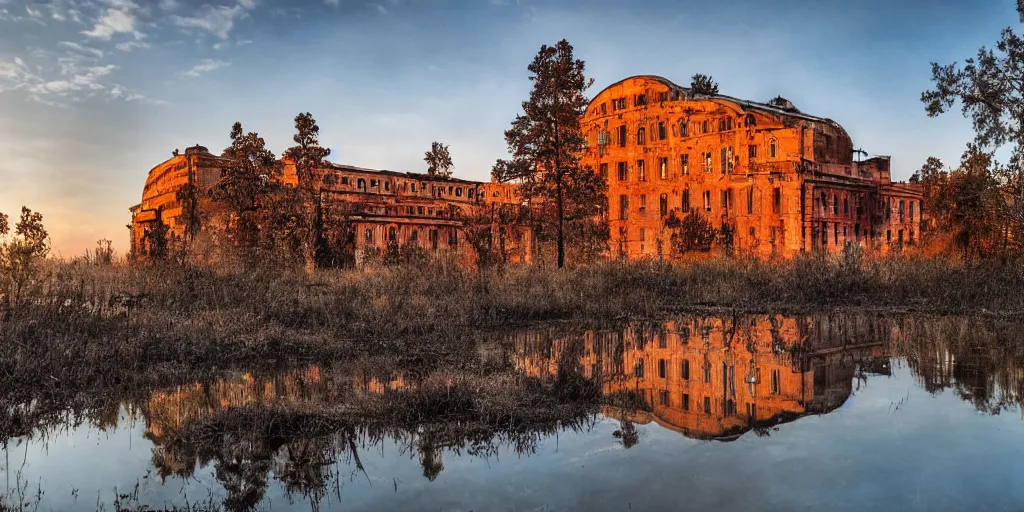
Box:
[178,58,230,78]
[115,40,149,52]
[58,41,104,59]
[81,8,137,40]
[171,0,254,39]
[324,0,339,6]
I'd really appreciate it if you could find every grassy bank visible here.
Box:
[1,253,1021,410]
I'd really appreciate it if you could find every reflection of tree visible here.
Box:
[418,442,444,481]
[613,420,638,449]
[213,435,273,512]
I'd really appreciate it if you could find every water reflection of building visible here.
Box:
[512,315,889,440]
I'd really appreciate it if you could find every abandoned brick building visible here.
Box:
[129,145,532,264]
[580,75,923,259]
[131,75,922,264]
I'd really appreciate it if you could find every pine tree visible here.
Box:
[211,121,278,249]
[690,74,719,95]
[283,112,331,273]
[492,39,606,268]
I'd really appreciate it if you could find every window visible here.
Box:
[834,223,839,245]
[619,195,629,220]
[720,189,733,214]
[410,230,419,242]
[720,147,734,173]
[701,120,709,133]
[910,201,916,221]
[703,360,711,383]
[773,188,781,214]
[418,206,424,215]
[717,118,733,131]
[639,194,647,214]
[681,154,689,175]
[748,144,758,161]
[887,229,892,244]
[635,359,645,377]
[833,195,839,215]
[469,189,475,198]
[659,157,668,179]
[703,396,712,414]
[659,390,670,405]
[365,228,373,243]
[411,182,417,193]
[770,369,780,394]
[635,93,646,106]
[660,194,668,217]
[600,102,607,115]
[682,393,690,411]
[388,227,397,242]
[744,114,757,127]
[899,200,906,222]
[618,162,627,181]
[770,139,778,158]
[682,189,690,211]
[358,178,366,190]
[658,122,667,140]
[658,91,669,102]
[681,360,690,380]
[703,190,712,212]
[703,152,712,172]
[456,187,463,197]
[637,160,646,181]
[658,359,667,378]
[843,197,849,215]
[599,163,608,180]
[618,125,627,147]
[384,181,391,191]
[371,179,379,189]
[637,127,646,145]
[679,120,688,137]
[747,186,754,215]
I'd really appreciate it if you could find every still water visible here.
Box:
[4,314,1024,511]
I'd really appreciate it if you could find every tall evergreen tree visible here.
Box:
[211,121,278,250]
[492,39,606,268]
[283,112,331,273]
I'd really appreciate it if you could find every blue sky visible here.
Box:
[0,0,1015,255]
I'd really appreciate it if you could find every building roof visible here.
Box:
[319,161,485,185]
[590,74,839,125]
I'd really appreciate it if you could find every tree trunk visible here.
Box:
[555,116,565,269]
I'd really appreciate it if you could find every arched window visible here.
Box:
[744,114,757,127]
[456,187,463,197]
[637,127,646,145]
[769,139,778,159]
[357,178,366,190]
[468,189,475,198]
[388,227,397,242]
[679,120,688,137]
[365,228,373,243]
[410,230,418,242]
[659,193,668,217]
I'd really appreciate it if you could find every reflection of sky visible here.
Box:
[0,0,1017,255]
[4,362,1024,511]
